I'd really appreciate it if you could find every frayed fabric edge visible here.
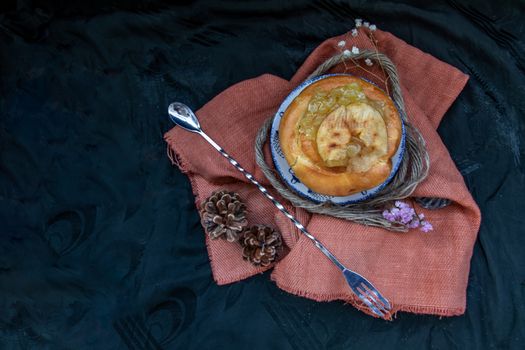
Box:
[165,132,225,282]
[165,132,274,285]
[270,273,465,320]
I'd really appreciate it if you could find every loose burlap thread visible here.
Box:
[255,50,429,232]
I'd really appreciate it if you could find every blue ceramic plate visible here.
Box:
[270,73,406,205]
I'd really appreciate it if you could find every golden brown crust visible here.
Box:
[278,76,402,196]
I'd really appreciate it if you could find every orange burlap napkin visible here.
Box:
[164,29,481,317]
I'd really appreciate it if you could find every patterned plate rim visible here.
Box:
[270,73,406,205]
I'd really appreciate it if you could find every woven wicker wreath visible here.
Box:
[255,50,450,232]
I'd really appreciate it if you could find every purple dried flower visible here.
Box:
[394,205,415,224]
[408,219,420,229]
[395,201,409,209]
[383,201,432,233]
[421,221,433,233]
[382,210,396,222]
[399,209,414,224]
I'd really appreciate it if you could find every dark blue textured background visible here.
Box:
[1,1,524,349]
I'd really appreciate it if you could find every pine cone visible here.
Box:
[200,190,248,242]
[240,225,282,267]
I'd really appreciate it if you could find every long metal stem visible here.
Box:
[199,131,346,271]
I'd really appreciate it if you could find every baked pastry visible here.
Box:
[278,75,402,196]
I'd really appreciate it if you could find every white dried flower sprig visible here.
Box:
[336,20,379,68]
[336,19,387,94]
[353,19,377,33]
[342,46,360,58]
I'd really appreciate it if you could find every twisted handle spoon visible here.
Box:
[168,102,391,317]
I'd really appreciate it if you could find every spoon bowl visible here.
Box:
[168,102,202,133]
